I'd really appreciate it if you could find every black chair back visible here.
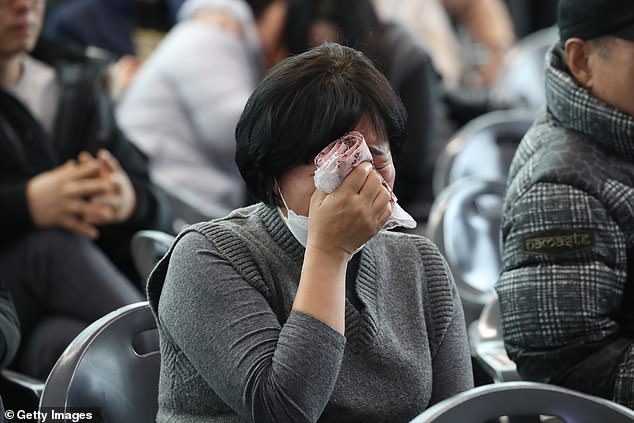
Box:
[410,381,634,423]
[131,230,176,282]
[39,302,159,423]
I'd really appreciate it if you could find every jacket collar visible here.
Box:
[545,44,634,162]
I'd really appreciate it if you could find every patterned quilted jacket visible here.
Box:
[497,44,634,408]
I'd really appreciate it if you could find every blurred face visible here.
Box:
[256,0,288,69]
[277,116,395,217]
[0,0,45,58]
[308,20,340,48]
[587,37,634,117]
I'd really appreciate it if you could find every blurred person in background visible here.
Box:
[44,0,188,101]
[372,0,515,88]
[117,0,288,216]
[0,0,170,379]
[285,0,440,223]
[505,0,557,39]
[45,0,185,60]
[372,0,517,128]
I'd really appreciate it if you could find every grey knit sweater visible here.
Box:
[147,203,472,423]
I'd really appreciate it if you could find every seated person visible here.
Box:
[371,0,515,88]
[372,0,518,127]
[45,0,188,101]
[497,0,634,409]
[45,0,185,60]
[285,0,440,223]
[0,0,170,379]
[147,42,473,422]
[117,0,288,216]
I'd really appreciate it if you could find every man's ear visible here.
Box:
[564,38,594,89]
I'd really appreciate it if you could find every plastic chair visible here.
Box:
[38,302,160,423]
[409,381,634,423]
[433,109,534,196]
[468,293,520,382]
[426,178,506,326]
[0,370,44,413]
[489,26,559,111]
[131,230,175,282]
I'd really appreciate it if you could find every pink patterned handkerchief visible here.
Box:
[314,131,416,230]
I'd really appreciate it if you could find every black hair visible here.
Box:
[235,43,407,207]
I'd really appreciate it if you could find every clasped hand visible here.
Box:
[27,149,137,239]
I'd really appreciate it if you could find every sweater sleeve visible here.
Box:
[497,182,634,407]
[417,239,474,404]
[429,273,474,404]
[158,231,346,423]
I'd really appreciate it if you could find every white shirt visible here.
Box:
[6,55,60,136]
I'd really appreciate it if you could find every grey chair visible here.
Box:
[468,293,520,382]
[489,26,559,111]
[433,109,534,196]
[427,178,506,326]
[38,302,160,423]
[131,230,176,282]
[409,381,634,423]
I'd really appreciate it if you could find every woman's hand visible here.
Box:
[77,150,137,225]
[307,162,392,259]
[293,162,392,333]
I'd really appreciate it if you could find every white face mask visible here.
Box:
[276,187,310,248]
[276,181,364,258]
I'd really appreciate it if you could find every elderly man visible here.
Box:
[497,0,634,408]
[0,0,170,379]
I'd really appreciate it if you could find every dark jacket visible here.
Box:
[497,45,634,408]
[44,0,185,58]
[0,46,171,282]
[0,278,19,370]
[381,22,440,222]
